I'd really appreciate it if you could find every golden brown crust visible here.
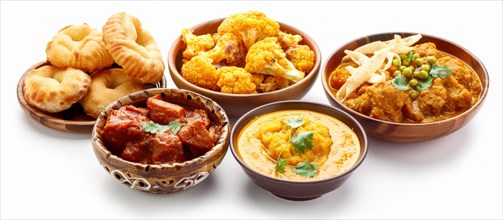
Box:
[102,12,164,84]
[46,24,114,72]
[80,68,146,118]
[23,65,91,113]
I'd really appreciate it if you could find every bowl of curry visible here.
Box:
[91,88,230,193]
[321,32,489,142]
[230,101,368,200]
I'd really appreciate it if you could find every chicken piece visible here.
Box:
[199,33,246,67]
[413,42,442,58]
[367,82,409,122]
[181,28,215,61]
[217,10,280,50]
[121,140,149,164]
[402,98,425,122]
[442,75,473,112]
[149,130,185,164]
[216,66,257,94]
[146,94,186,125]
[436,56,481,95]
[181,56,220,91]
[245,37,305,82]
[277,31,303,49]
[285,44,315,74]
[177,119,215,157]
[185,109,210,128]
[101,105,149,155]
[417,78,447,116]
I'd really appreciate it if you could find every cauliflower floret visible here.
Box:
[181,56,220,91]
[257,75,292,93]
[181,28,215,61]
[277,31,303,49]
[245,37,305,82]
[286,45,315,74]
[216,66,257,94]
[251,73,265,87]
[199,33,246,67]
[217,10,280,50]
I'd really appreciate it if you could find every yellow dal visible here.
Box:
[237,110,361,181]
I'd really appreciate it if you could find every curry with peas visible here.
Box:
[329,34,482,123]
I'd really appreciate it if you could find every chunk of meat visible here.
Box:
[121,140,150,164]
[413,42,442,58]
[147,94,186,124]
[442,75,473,112]
[402,98,425,122]
[417,78,447,115]
[177,119,215,157]
[149,130,185,164]
[436,56,481,95]
[101,105,149,155]
[185,109,210,128]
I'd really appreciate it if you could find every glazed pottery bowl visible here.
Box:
[321,32,489,142]
[17,61,166,132]
[230,101,367,200]
[91,88,230,193]
[168,18,321,119]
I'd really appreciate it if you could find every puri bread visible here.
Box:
[46,24,114,72]
[80,68,146,118]
[102,12,164,84]
[23,65,91,113]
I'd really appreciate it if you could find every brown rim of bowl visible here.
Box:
[321,32,490,127]
[167,18,321,97]
[230,100,368,184]
[17,61,168,132]
[92,88,230,169]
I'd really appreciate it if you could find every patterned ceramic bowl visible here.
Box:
[91,88,230,193]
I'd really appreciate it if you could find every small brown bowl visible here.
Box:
[321,32,489,142]
[17,61,167,132]
[168,18,321,119]
[230,101,368,200]
[91,88,230,193]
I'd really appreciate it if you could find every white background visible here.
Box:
[1,1,502,219]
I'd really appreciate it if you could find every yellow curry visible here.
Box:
[236,110,360,181]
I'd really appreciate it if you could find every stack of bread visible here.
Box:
[23,12,164,119]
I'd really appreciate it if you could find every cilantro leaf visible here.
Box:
[284,116,304,128]
[429,65,452,78]
[391,74,410,90]
[406,51,415,63]
[292,161,318,177]
[276,158,288,173]
[142,121,185,134]
[291,131,314,154]
[416,75,434,91]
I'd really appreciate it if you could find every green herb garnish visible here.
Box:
[416,75,434,91]
[292,131,314,154]
[284,116,304,128]
[391,74,410,90]
[292,161,318,177]
[429,65,452,78]
[143,121,185,134]
[276,158,288,173]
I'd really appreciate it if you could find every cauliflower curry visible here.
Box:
[180,11,315,94]
[236,110,360,181]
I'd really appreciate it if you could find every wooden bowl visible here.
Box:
[167,18,321,119]
[230,101,368,200]
[17,61,167,132]
[91,88,230,193]
[321,33,489,142]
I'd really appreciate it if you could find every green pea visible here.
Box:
[421,64,430,71]
[399,65,406,71]
[392,58,401,67]
[409,90,419,100]
[402,59,410,66]
[413,71,421,79]
[415,58,424,66]
[418,70,429,80]
[402,67,413,77]
[409,78,418,87]
[427,56,437,64]
[399,54,407,60]
[414,53,421,59]
[393,70,401,77]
